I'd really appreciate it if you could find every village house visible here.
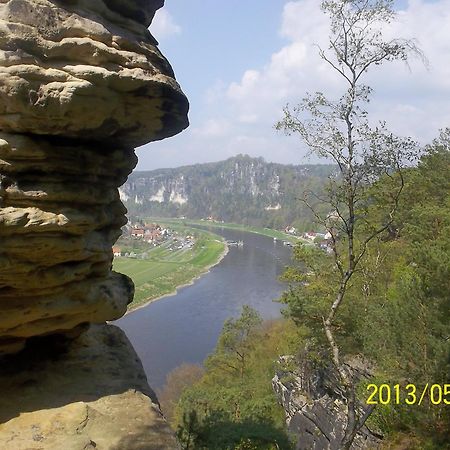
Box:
[131,227,145,238]
[144,228,161,242]
[112,246,121,257]
[129,222,172,243]
[143,223,162,242]
[303,231,317,241]
[315,231,333,253]
[285,226,297,235]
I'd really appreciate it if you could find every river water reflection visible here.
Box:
[116,227,293,389]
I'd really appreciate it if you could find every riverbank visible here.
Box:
[115,225,293,390]
[113,226,228,312]
[147,217,308,244]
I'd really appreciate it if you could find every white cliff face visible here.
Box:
[169,191,188,205]
[168,176,188,204]
[265,204,281,211]
[269,174,280,194]
[121,159,281,210]
[119,156,334,225]
[124,160,276,208]
[120,177,190,205]
[119,188,130,202]
[249,173,260,196]
[149,186,165,203]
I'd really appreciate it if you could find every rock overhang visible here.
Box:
[0,0,189,147]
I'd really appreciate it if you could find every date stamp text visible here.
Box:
[366,384,450,406]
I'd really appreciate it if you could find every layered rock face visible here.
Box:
[0,0,187,145]
[273,356,382,450]
[0,0,189,354]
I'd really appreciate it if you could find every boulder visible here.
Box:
[0,324,180,449]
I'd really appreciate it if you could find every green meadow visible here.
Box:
[113,228,226,309]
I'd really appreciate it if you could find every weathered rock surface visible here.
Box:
[0,133,137,353]
[0,0,189,354]
[0,0,188,146]
[272,356,382,450]
[0,324,180,449]
[0,0,187,445]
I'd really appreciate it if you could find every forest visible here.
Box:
[158,132,449,449]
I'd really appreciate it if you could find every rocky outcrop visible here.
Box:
[0,134,138,354]
[0,0,189,354]
[272,356,382,450]
[0,324,180,449]
[0,0,188,445]
[0,0,188,146]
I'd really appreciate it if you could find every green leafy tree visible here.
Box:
[276,1,423,447]
[207,305,262,380]
[361,135,450,443]
[174,309,299,449]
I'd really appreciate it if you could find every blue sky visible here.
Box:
[137,0,450,170]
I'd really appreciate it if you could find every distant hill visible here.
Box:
[120,155,335,230]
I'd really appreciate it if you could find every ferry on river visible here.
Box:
[226,240,244,247]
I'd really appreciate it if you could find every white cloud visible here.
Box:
[221,0,450,157]
[205,80,228,105]
[137,0,450,170]
[280,0,329,42]
[238,114,259,124]
[150,9,181,40]
[192,119,231,138]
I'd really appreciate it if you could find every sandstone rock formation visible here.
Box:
[272,356,382,450]
[0,324,180,449]
[0,0,187,146]
[0,0,189,354]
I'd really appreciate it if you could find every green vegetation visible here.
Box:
[113,227,226,308]
[161,307,302,449]
[280,133,450,447]
[276,1,429,447]
[144,0,448,443]
[147,217,307,244]
[154,137,449,449]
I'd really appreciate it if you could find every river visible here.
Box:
[115,227,294,390]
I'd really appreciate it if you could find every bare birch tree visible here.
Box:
[276,1,424,447]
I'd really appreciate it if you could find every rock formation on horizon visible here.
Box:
[0,0,189,355]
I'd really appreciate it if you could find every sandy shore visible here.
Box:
[124,241,229,315]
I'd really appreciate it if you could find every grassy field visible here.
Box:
[147,217,308,244]
[113,228,226,309]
